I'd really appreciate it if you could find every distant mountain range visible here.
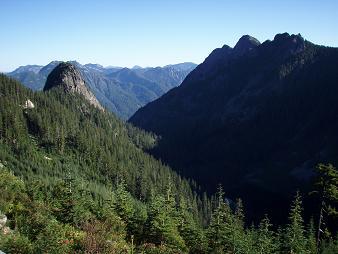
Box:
[130,33,338,221]
[7,61,197,119]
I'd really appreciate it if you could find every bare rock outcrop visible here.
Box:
[44,62,103,111]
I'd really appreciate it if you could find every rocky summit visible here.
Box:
[233,35,261,56]
[44,62,104,110]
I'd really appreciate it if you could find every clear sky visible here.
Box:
[1,0,337,72]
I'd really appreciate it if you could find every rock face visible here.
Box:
[44,62,103,110]
[0,214,7,229]
[23,99,35,109]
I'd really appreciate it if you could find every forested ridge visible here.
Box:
[130,33,338,224]
[0,74,337,253]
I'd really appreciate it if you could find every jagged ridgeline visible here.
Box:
[130,33,338,222]
[0,68,206,219]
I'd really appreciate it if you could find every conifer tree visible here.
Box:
[146,183,186,251]
[285,191,306,254]
[256,215,278,254]
[231,198,247,253]
[177,195,207,253]
[112,180,134,223]
[306,218,317,254]
[50,180,76,224]
[244,224,258,254]
[206,185,233,253]
[313,163,338,250]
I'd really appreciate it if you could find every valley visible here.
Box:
[1,1,337,251]
[8,61,196,119]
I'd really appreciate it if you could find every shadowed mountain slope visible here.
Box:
[130,33,338,220]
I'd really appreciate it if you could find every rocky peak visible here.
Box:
[43,62,103,110]
[207,45,233,63]
[233,35,261,56]
[273,32,305,55]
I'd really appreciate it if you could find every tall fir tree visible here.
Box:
[256,215,278,254]
[206,185,233,253]
[285,191,306,254]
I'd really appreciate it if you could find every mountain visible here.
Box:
[7,61,197,119]
[9,64,43,74]
[0,71,198,202]
[130,33,338,220]
[0,56,337,253]
[44,62,103,110]
[0,73,208,252]
[164,62,198,71]
[7,65,45,91]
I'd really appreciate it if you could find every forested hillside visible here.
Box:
[0,74,337,253]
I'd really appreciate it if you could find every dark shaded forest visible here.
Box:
[130,34,338,225]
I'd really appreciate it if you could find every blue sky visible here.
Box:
[1,0,337,72]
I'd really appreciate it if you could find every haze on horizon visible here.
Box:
[1,0,337,72]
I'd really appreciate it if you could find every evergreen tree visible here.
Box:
[206,185,233,253]
[285,191,306,254]
[244,224,258,254]
[314,164,338,217]
[177,195,207,253]
[146,182,186,252]
[313,163,338,250]
[112,180,135,224]
[50,180,76,224]
[305,218,317,254]
[231,198,247,253]
[256,215,278,254]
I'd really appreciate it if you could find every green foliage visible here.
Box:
[315,163,338,217]
[284,191,307,253]
[146,183,187,252]
[255,215,279,254]
[1,164,337,253]
[0,233,33,254]
[206,186,234,253]
[0,75,337,253]
[34,219,75,253]
[0,73,204,223]
[177,196,207,253]
[321,236,338,254]
[306,219,317,254]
